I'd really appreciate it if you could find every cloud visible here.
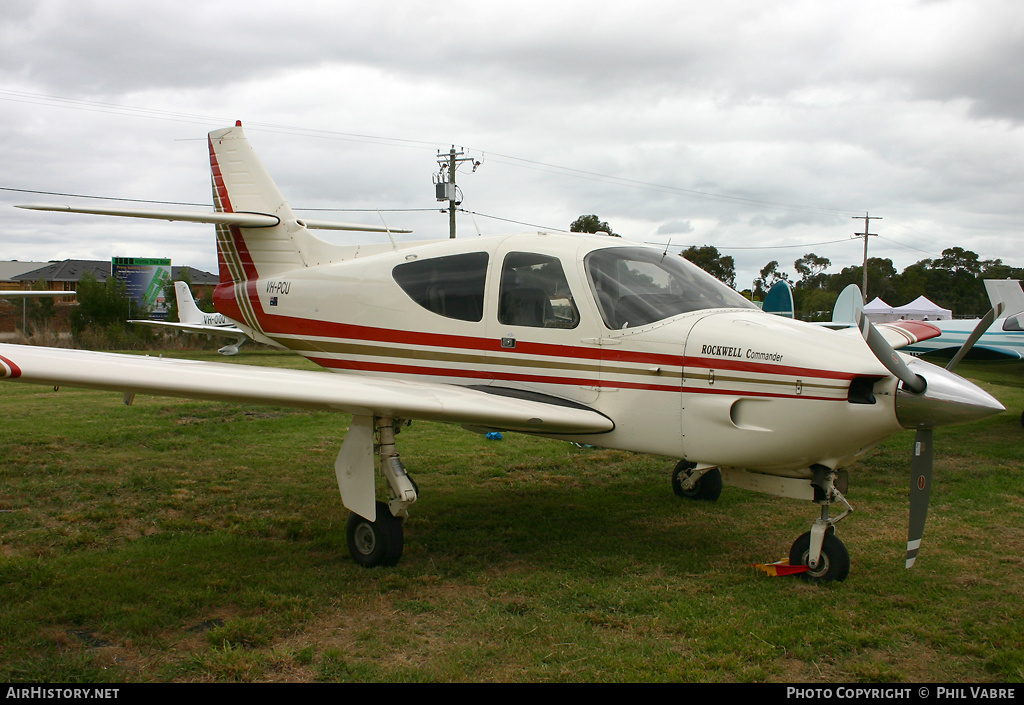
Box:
[0,0,1021,290]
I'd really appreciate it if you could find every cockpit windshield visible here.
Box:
[586,246,755,329]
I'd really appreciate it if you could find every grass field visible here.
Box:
[1,350,1022,683]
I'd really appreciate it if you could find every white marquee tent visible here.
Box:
[892,295,952,321]
[863,297,896,323]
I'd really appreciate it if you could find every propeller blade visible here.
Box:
[855,305,927,394]
[945,303,1005,372]
[906,428,933,568]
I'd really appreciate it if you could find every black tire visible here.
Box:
[672,461,722,501]
[346,500,404,568]
[788,530,850,583]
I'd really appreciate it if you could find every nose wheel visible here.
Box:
[789,529,850,582]
[788,466,853,582]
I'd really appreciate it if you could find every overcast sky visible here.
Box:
[1,0,1022,299]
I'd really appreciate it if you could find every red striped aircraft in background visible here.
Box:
[4,123,1005,581]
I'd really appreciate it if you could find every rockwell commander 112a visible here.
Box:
[4,123,1005,581]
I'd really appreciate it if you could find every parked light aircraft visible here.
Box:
[2,124,1007,581]
[900,281,1024,362]
[129,280,252,355]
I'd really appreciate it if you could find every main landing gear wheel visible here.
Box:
[346,500,404,568]
[671,461,722,501]
[789,530,850,583]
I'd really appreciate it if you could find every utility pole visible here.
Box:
[435,147,479,239]
[852,212,881,302]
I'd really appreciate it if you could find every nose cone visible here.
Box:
[895,357,1004,429]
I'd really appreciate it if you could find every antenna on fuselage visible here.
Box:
[377,210,398,251]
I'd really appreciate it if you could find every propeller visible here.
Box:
[851,289,1004,568]
[944,303,1004,373]
[902,302,1004,568]
[855,304,926,394]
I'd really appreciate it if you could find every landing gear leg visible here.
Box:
[341,416,419,568]
[789,466,852,582]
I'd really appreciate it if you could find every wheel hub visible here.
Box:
[353,522,376,555]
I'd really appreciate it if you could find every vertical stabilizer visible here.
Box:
[174,281,206,324]
[762,280,795,318]
[208,124,334,285]
[984,280,1024,317]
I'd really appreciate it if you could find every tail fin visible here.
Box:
[208,124,337,285]
[762,280,794,318]
[832,284,862,325]
[173,281,206,324]
[983,279,1024,317]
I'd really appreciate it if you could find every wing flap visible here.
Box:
[0,344,612,435]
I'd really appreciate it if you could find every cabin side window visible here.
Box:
[392,252,488,322]
[498,252,580,329]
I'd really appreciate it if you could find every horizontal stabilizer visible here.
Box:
[0,290,75,298]
[301,218,411,234]
[16,204,410,233]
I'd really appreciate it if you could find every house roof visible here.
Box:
[0,261,50,282]
[13,260,110,283]
[10,260,217,286]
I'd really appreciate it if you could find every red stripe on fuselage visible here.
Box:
[310,357,682,393]
[685,355,861,381]
[313,356,844,400]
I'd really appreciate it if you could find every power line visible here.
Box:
[0,185,207,207]
[0,89,865,218]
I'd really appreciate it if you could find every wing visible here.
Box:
[917,343,1024,362]
[127,319,246,339]
[873,320,942,349]
[0,344,612,435]
[967,345,1024,361]
[835,319,941,350]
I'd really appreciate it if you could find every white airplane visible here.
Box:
[129,280,252,355]
[2,124,1006,581]
[899,281,1024,362]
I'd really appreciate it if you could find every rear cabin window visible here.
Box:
[498,252,580,329]
[392,252,488,322]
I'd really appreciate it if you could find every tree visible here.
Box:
[570,214,619,237]
[793,253,831,289]
[826,257,898,304]
[681,245,736,289]
[69,272,151,347]
[900,248,989,316]
[752,261,789,301]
